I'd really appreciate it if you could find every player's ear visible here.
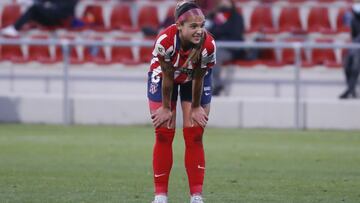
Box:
[176,22,182,31]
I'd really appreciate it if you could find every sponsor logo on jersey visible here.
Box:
[149,83,158,94]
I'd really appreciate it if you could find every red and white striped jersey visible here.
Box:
[149,24,216,84]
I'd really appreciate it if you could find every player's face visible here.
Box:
[178,15,205,45]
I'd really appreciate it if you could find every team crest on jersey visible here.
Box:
[149,82,158,94]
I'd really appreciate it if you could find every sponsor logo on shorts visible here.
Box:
[204,86,211,96]
[204,86,211,91]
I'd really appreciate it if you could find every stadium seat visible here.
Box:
[235,38,282,67]
[137,5,160,30]
[166,6,176,19]
[81,4,106,31]
[1,4,21,28]
[249,6,277,33]
[307,7,333,34]
[0,37,26,63]
[83,37,109,65]
[111,37,139,65]
[110,4,138,32]
[336,7,351,33]
[316,0,337,2]
[287,0,308,2]
[280,37,306,65]
[305,38,338,67]
[55,36,81,64]
[139,37,156,63]
[278,7,303,33]
[257,38,282,67]
[27,35,55,64]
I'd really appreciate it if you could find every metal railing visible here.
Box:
[1,38,359,129]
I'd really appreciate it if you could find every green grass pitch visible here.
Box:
[0,124,359,203]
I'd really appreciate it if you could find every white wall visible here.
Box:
[1,94,360,130]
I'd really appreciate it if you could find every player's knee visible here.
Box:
[155,128,175,144]
[183,127,204,147]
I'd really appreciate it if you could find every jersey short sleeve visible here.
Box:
[152,33,175,62]
[200,33,216,69]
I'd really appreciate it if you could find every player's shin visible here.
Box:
[183,126,205,195]
[153,127,176,195]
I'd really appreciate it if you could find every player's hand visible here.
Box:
[190,107,208,128]
[151,107,172,128]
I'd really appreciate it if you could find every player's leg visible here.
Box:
[181,101,210,197]
[180,70,212,201]
[148,71,178,201]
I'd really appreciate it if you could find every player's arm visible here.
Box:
[190,36,215,127]
[160,59,175,110]
[151,58,175,128]
[192,67,206,108]
[190,66,208,127]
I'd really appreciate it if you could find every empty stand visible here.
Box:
[307,7,332,33]
[305,38,338,68]
[139,37,156,63]
[110,4,138,32]
[249,6,276,33]
[55,36,81,64]
[280,37,306,65]
[137,5,160,30]
[83,37,109,65]
[0,37,26,63]
[27,35,55,64]
[111,37,139,65]
[278,6,303,33]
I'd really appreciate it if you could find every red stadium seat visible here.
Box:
[81,5,106,31]
[55,36,82,64]
[235,38,282,67]
[111,37,139,65]
[166,5,176,18]
[305,38,338,67]
[316,0,337,2]
[83,37,109,65]
[287,0,308,2]
[258,38,283,67]
[110,4,138,32]
[1,4,21,28]
[27,35,55,64]
[278,7,303,33]
[139,37,156,63]
[249,6,276,33]
[307,7,333,33]
[0,37,26,63]
[137,5,160,30]
[280,37,306,65]
[336,7,351,33]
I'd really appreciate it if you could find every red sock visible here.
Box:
[153,127,175,194]
[183,126,205,195]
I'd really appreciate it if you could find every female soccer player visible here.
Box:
[147,1,216,203]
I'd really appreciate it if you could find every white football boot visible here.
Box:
[152,194,168,203]
[1,26,19,37]
[190,194,204,203]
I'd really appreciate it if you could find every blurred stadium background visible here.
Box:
[0,1,360,203]
[0,0,359,129]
